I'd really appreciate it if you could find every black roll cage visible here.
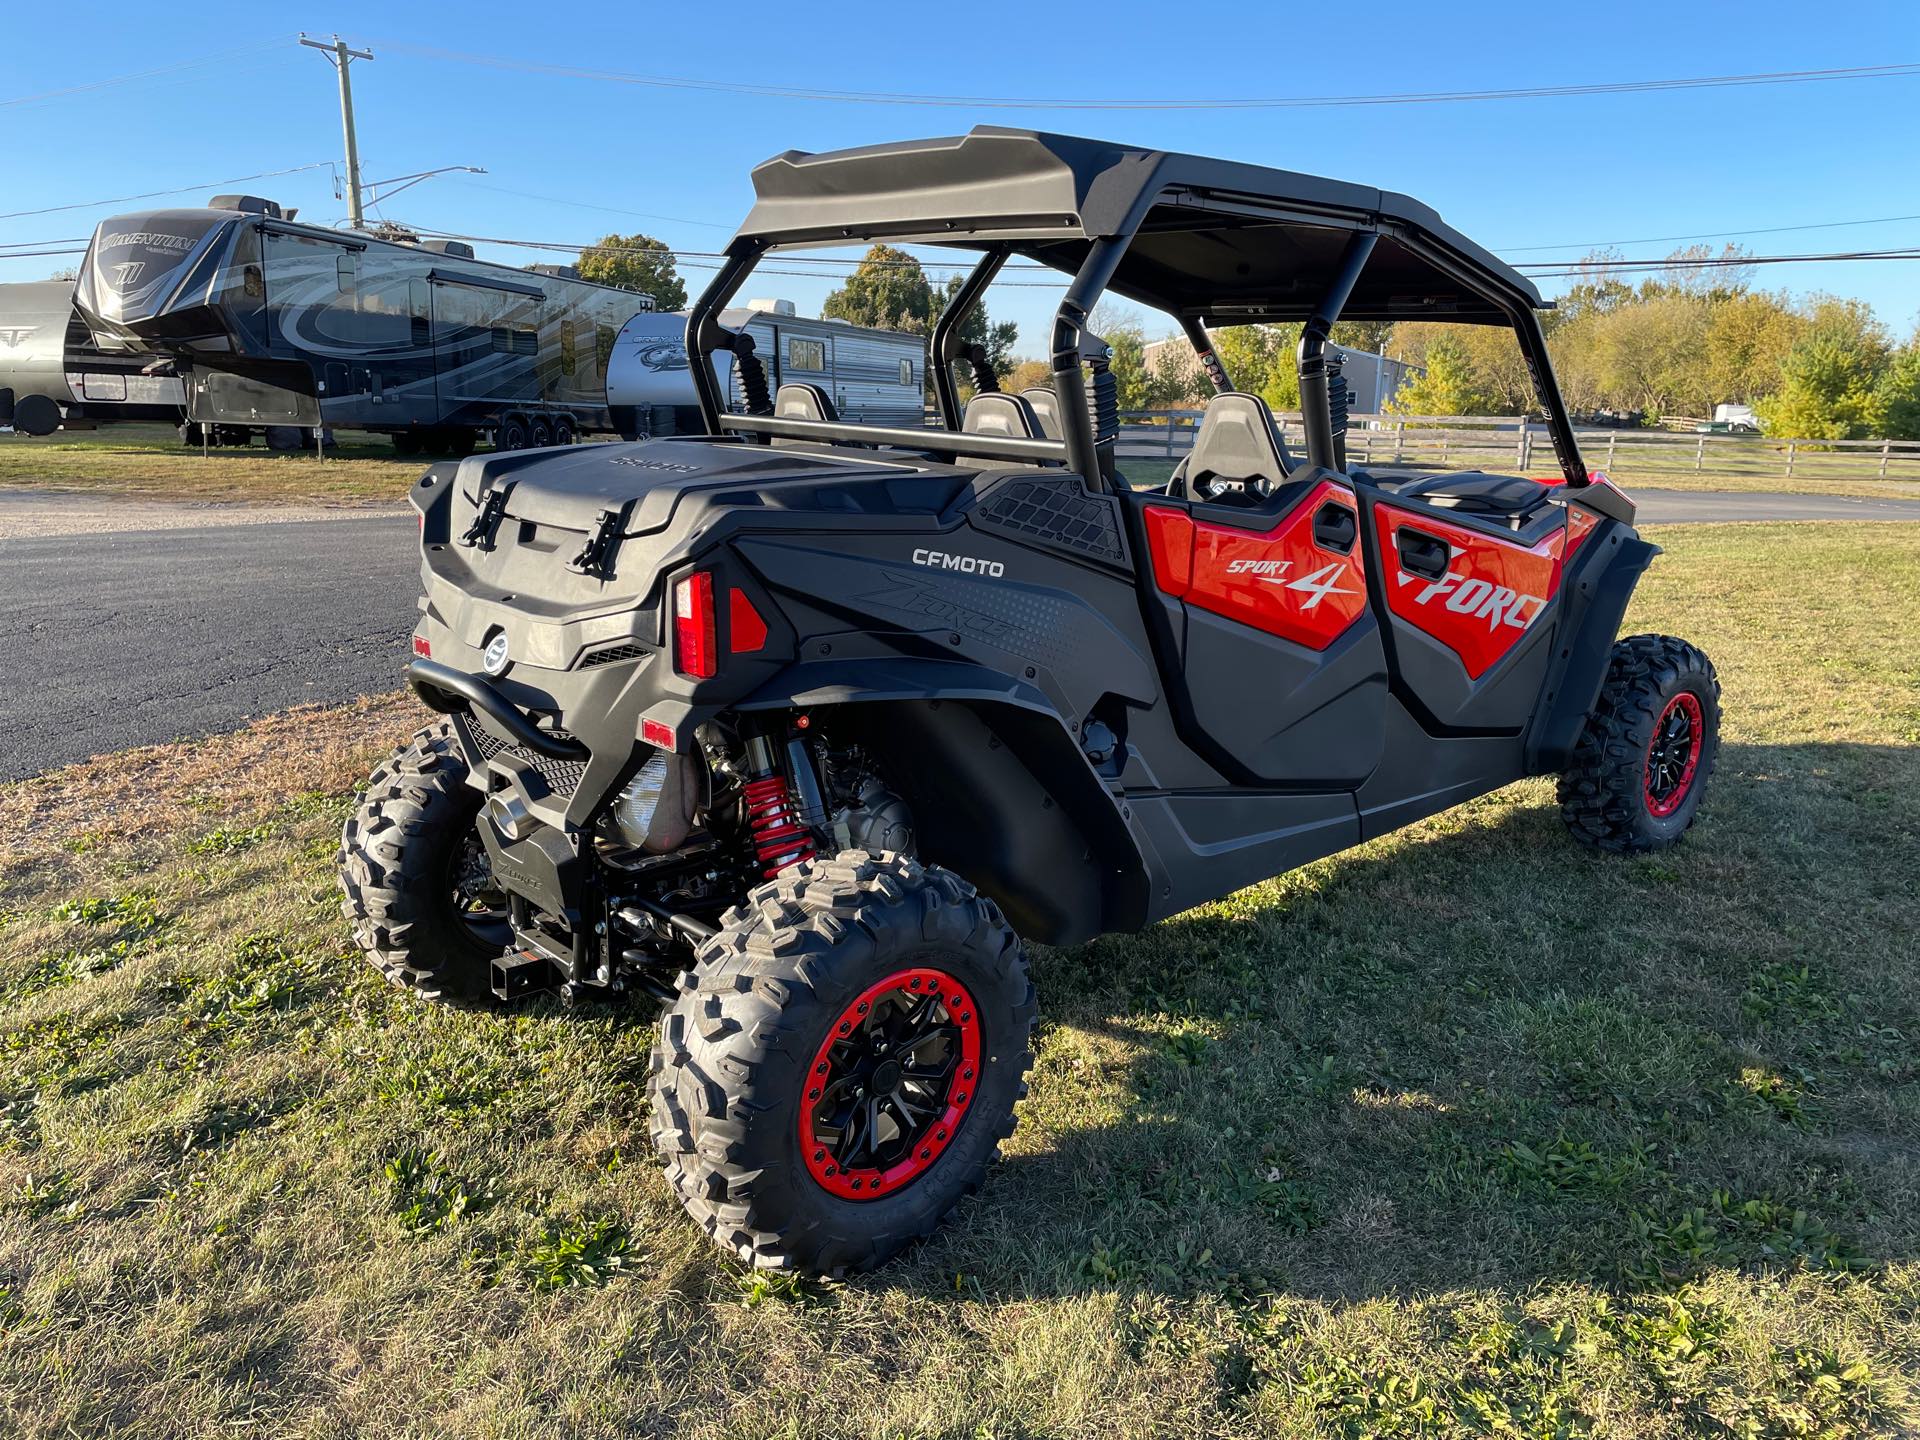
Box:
[683,191,1588,494]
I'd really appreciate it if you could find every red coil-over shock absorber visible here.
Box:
[739,733,816,877]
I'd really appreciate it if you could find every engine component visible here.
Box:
[829,777,913,855]
[605,752,700,853]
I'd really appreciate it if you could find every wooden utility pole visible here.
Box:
[299,34,374,228]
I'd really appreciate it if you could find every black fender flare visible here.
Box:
[737,657,1148,944]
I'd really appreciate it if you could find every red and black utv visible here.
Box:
[340,129,1720,1272]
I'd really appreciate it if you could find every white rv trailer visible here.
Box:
[606,300,925,438]
[0,281,187,434]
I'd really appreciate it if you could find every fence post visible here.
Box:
[1881,441,1891,479]
[1394,421,1405,463]
[1166,412,1176,458]
[1605,432,1616,473]
[1694,435,1705,472]
[1786,442,1796,479]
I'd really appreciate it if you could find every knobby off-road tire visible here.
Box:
[338,721,508,1002]
[1559,633,1721,854]
[649,851,1036,1274]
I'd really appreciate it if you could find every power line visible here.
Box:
[0,42,282,109]
[1519,248,1920,279]
[1503,211,1920,254]
[455,179,733,230]
[381,45,1920,111]
[0,163,336,221]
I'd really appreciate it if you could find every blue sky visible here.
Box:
[5,0,1917,353]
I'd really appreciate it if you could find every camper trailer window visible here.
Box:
[335,253,357,294]
[492,326,538,357]
[787,337,826,372]
[597,324,617,373]
[899,359,913,386]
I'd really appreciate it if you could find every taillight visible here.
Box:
[673,571,716,678]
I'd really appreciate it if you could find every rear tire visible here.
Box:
[1559,633,1720,854]
[648,851,1035,1274]
[338,721,508,1002]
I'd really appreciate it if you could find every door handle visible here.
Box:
[1397,528,1451,581]
[1311,502,1357,555]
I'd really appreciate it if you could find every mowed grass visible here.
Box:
[0,424,423,505]
[0,522,1916,1437]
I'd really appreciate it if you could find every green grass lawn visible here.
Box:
[0,424,430,506]
[1,524,1916,1437]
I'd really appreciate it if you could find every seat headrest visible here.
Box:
[962,391,1041,440]
[1021,387,1062,440]
[1185,392,1293,495]
[775,382,838,424]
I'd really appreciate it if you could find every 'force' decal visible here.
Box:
[1144,479,1366,651]
[1375,505,1570,680]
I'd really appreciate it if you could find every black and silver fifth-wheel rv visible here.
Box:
[75,196,659,454]
[72,196,929,453]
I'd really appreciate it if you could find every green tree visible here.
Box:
[821,244,936,332]
[939,273,1019,379]
[575,233,686,310]
[1873,344,1920,440]
[1387,334,1493,416]
[1701,291,1804,410]
[1754,298,1891,439]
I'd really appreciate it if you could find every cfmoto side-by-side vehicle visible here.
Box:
[340,129,1720,1273]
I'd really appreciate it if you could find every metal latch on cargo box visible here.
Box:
[566,508,624,578]
[460,487,511,550]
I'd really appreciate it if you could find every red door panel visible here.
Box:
[1144,480,1366,652]
[1375,504,1569,680]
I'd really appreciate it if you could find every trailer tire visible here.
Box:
[391,431,421,456]
[496,416,530,451]
[552,415,575,446]
[529,416,554,448]
[12,393,60,436]
[265,426,304,452]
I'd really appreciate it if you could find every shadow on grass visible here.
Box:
[856,741,1919,1305]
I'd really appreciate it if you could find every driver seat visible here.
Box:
[1173,392,1294,503]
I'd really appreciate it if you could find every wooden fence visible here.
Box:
[1115,411,1920,484]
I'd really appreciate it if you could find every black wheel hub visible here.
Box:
[802,970,983,1197]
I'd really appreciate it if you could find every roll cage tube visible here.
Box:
[1296,231,1379,474]
[686,241,766,435]
[1181,316,1233,395]
[931,247,1009,430]
[1051,234,1131,492]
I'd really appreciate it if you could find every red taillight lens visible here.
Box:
[673,571,717,678]
[411,635,432,658]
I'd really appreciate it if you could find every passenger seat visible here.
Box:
[959,391,1047,467]
[1171,392,1294,503]
[772,382,839,449]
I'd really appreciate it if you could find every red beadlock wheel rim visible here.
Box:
[1645,691,1705,818]
[798,967,983,1202]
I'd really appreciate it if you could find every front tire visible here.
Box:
[648,851,1035,1274]
[1559,634,1721,853]
[337,721,509,1001]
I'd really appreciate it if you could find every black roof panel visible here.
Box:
[738,128,1541,325]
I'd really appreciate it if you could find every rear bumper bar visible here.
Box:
[405,659,589,760]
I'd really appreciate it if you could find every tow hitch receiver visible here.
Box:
[491,948,559,1002]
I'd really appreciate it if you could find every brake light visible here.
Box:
[411,635,432,658]
[673,571,717,678]
[641,716,676,751]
